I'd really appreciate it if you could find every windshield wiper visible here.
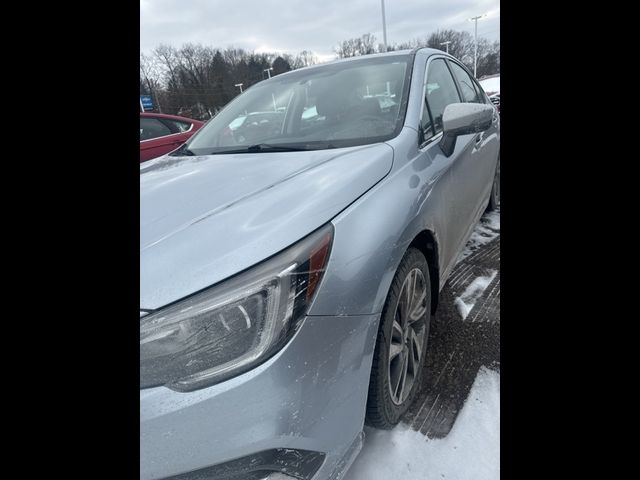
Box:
[200,143,337,155]
[247,143,312,152]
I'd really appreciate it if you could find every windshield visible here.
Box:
[184,54,413,155]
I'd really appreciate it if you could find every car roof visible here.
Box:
[269,48,447,78]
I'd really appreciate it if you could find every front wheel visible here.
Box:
[365,248,431,429]
[487,156,500,211]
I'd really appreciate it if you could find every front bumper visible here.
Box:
[140,313,379,480]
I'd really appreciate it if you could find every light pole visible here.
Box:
[380,0,388,52]
[468,14,486,77]
[235,83,243,93]
[440,41,452,54]
[264,67,273,79]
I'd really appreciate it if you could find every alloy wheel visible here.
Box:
[388,268,428,405]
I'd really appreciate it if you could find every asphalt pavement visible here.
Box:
[402,214,500,438]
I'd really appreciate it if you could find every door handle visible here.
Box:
[475,133,483,146]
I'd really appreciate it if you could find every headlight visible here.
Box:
[140,224,333,392]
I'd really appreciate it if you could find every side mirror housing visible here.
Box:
[439,103,494,157]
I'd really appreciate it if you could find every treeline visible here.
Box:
[140,46,318,119]
[336,30,500,77]
[141,30,499,120]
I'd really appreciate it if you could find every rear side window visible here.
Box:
[425,59,461,134]
[140,118,172,141]
[168,120,192,132]
[448,61,481,103]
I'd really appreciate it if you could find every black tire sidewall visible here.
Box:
[488,156,500,211]
[373,248,431,426]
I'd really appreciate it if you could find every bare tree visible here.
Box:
[141,30,498,120]
[426,30,474,63]
[386,37,425,51]
[272,56,292,76]
[294,50,318,68]
[335,33,378,58]
[470,39,499,78]
[140,53,164,111]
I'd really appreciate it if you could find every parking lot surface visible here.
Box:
[402,209,500,437]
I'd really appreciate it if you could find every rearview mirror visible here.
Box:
[439,103,494,157]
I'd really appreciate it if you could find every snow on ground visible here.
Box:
[457,208,500,263]
[454,270,498,319]
[479,76,500,94]
[344,367,500,480]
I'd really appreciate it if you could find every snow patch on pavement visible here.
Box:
[457,208,500,263]
[344,367,500,480]
[454,270,498,319]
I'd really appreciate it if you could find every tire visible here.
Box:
[365,248,432,429]
[487,156,500,211]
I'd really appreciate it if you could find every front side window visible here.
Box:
[448,61,481,103]
[185,55,412,154]
[424,59,461,134]
[419,63,435,143]
[140,117,172,141]
[419,98,435,143]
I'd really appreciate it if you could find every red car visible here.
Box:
[140,113,204,162]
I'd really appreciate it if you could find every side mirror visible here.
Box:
[439,103,494,157]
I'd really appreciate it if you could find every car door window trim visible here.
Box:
[419,55,462,137]
[417,54,450,146]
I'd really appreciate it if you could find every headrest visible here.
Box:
[315,88,348,118]
[358,97,381,116]
[314,70,364,118]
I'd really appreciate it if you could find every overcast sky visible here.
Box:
[140,0,499,61]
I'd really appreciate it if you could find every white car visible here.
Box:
[479,75,500,112]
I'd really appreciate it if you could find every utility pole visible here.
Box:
[152,90,162,113]
[235,83,243,93]
[264,67,273,79]
[469,14,485,77]
[440,41,452,54]
[380,0,388,52]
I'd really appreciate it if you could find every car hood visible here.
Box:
[140,143,394,309]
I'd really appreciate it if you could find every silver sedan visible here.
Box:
[140,48,500,480]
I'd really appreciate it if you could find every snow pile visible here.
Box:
[479,76,500,94]
[454,270,498,319]
[344,367,500,480]
[457,209,500,262]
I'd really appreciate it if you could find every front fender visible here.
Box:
[309,128,450,317]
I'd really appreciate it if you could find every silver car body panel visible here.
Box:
[140,314,378,480]
[140,143,393,310]
[140,48,500,480]
[311,52,499,316]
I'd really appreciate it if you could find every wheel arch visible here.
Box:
[408,229,440,314]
